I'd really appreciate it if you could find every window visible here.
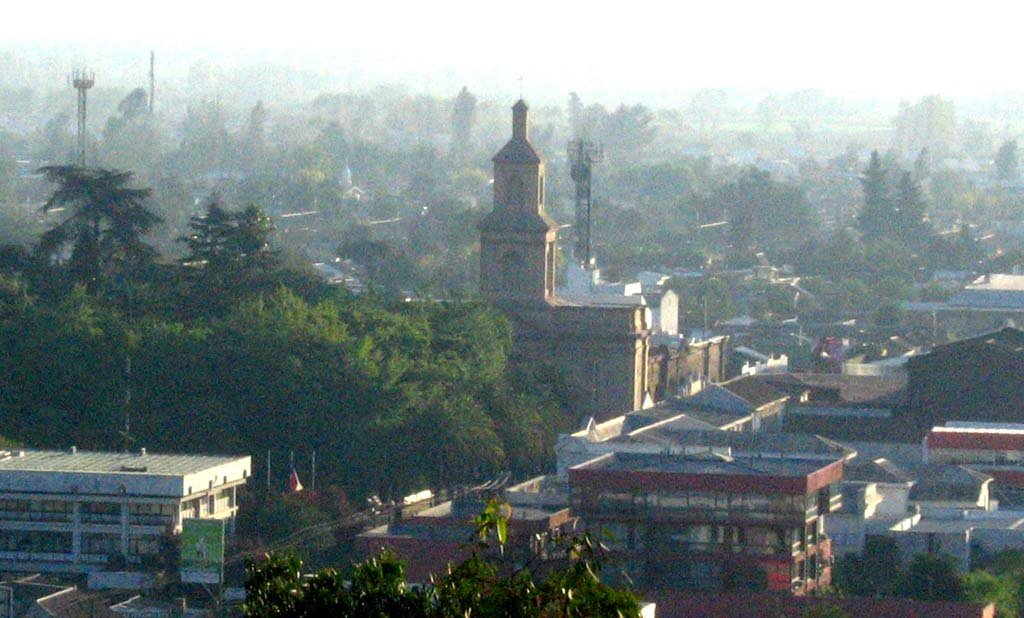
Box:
[83,533,118,556]
[507,176,524,206]
[502,250,526,290]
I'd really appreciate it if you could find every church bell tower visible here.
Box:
[479,100,558,304]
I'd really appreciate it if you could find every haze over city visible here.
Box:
[5,1,1024,616]
[4,0,1023,104]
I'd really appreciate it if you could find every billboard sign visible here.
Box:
[0,585,11,618]
[180,518,225,584]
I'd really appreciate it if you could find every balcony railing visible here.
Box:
[129,514,172,527]
[582,503,808,524]
[0,511,72,524]
[0,550,104,563]
[80,513,121,524]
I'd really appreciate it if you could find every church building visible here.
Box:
[480,100,650,421]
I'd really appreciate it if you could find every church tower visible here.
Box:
[479,100,558,304]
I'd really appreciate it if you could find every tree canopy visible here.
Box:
[241,501,641,617]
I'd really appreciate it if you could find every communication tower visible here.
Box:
[149,51,155,114]
[567,139,603,267]
[70,69,95,166]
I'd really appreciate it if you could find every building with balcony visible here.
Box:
[0,447,250,574]
[568,451,843,594]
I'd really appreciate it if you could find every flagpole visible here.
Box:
[266,449,271,491]
[311,450,317,493]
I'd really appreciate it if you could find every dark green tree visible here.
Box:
[893,170,929,245]
[337,238,420,296]
[996,140,1019,182]
[707,167,813,259]
[902,553,967,602]
[833,536,905,598]
[180,200,278,314]
[38,166,161,292]
[856,151,892,242]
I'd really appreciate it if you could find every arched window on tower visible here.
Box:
[502,250,526,292]
[507,175,524,207]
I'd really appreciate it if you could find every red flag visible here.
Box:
[289,467,304,492]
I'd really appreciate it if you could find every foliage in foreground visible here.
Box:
[833,538,1024,615]
[241,500,640,617]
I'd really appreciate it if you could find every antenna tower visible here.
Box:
[149,51,155,114]
[70,69,95,166]
[567,139,603,267]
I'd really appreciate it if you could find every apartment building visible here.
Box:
[569,451,843,594]
[0,447,250,574]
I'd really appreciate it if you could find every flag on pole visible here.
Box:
[289,466,304,492]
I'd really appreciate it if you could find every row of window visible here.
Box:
[0,531,71,553]
[0,530,163,557]
[599,522,805,555]
[0,500,177,515]
[579,490,812,514]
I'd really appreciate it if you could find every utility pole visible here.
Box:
[70,69,95,166]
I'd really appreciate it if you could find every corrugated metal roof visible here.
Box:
[0,449,246,476]
[927,427,1024,452]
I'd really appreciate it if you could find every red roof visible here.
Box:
[927,429,1024,451]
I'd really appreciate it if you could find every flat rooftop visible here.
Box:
[616,426,851,460]
[0,449,248,476]
[964,274,1024,292]
[573,451,831,478]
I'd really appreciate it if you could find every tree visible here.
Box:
[856,151,892,242]
[603,104,655,160]
[893,171,929,245]
[241,500,640,617]
[450,87,477,161]
[567,92,585,138]
[337,238,420,296]
[708,167,813,256]
[964,570,1019,618]
[996,140,1019,182]
[893,95,957,156]
[690,89,728,138]
[832,536,904,598]
[902,553,967,602]
[38,166,161,292]
[180,200,278,314]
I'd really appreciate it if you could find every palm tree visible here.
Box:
[37,165,161,291]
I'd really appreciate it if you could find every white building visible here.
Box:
[0,448,250,574]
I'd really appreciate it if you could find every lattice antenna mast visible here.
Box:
[567,139,603,268]
[149,51,155,114]
[70,69,95,166]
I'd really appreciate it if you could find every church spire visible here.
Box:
[512,99,529,140]
[479,100,557,303]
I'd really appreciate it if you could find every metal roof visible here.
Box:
[0,449,247,477]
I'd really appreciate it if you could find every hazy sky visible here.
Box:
[3,0,1021,104]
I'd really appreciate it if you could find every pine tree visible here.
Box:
[893,171,929,246]
[856,151,894,241]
